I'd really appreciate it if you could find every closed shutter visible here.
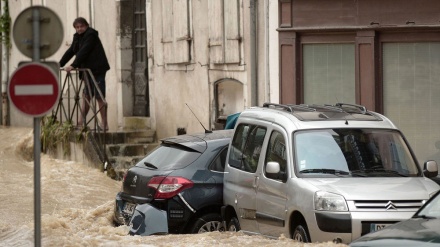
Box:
[162,0,191,64]
[162,0,174,63]
[209,0,241,65]
[209,0,224,63]
[224,0,240,63]
[174,0,191,63]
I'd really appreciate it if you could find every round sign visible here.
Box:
[8,63,60,117]
[13,6,63,59]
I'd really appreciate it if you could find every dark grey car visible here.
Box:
[113,130,233,235]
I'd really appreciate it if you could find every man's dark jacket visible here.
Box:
[59,27,110,74]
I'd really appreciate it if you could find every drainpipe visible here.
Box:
[0,0,3,125]
[89,0,94,27]
[1,0,10,125]
[265,0,270,102]
[250,0,258,106]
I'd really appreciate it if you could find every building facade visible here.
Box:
[1,0,279,139]
[278,0,440,164]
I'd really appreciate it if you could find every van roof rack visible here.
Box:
[335,103,367,114]
[260,102,381,121]
[263,103,316,112]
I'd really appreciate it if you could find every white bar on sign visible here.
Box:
[15,85,54,95]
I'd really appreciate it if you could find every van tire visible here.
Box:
[189,213,224,233]
[292,225,310,242]
[227,216,240,232]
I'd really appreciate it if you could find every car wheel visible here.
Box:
[189,213,224,233]
[112,220,121,227]
[292,224,310,242]
[227,216,240,232]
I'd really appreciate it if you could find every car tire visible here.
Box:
[189,213,224,233]
[292,224,310,242]
[112,219,121,227]
[227,216,240,232]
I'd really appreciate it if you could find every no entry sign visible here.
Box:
[8,62,60,117]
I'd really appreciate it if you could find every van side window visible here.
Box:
[209,147,228,172]
[264,131,287,181]
[229,124,249,169]
[229,124,266,173]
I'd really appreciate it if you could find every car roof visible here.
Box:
[260,103,382,121]
[238,103,398,131]
[160,129,233,153]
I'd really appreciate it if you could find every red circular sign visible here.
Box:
[8,63,60,117]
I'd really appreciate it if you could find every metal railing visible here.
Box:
[51,68,108,163]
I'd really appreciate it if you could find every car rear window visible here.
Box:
[135,144,202,171]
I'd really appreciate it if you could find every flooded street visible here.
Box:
[0,127,347,247]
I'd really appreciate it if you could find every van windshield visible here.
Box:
[294,129,421,177]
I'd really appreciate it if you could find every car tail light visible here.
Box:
[147,176,194,199]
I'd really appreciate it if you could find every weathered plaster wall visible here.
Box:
[5,0,279,141]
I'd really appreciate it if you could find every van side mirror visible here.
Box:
[423,160,438,178]
[265,161,287,182]
[266,161,280,174]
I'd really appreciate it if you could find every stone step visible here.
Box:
[108,155,145,168]
[107,155,146,180]
[102,117,157,180]
[93,129,156,145]
[106,143,158,156]
[122,116,151,130]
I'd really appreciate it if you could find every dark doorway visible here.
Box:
[133,0,149,116]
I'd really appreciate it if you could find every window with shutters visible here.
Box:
[161,0,193,65]
[208,0,243,66]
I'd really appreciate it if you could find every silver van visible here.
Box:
[221,103,439,244]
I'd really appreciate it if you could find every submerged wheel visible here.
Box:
[189,213,224,233]
[292,224,310,243]
[227,216,240,232]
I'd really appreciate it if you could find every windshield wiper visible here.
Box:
[144,162,158,170]
[300,168,350,175]
[363,168,408,177]
[349,170,368,177]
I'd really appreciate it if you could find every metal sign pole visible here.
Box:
[32,8,41,247]
[12,6,62,245]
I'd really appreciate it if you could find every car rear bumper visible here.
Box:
[129,203,168,236]
[113,192,134,225]
[114,193,168,235]
[114,192,197,234]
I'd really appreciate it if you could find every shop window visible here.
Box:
[302,43,355,104]
[383,42,440,165]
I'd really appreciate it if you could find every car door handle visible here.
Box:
[253,176,259,190]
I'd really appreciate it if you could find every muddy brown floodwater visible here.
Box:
[0,127,348,247]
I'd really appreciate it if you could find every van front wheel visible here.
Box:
[292,225,310,242]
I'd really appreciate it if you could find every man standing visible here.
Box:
[59,17,110,130]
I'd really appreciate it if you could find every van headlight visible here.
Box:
[314,191,348,211]
[429,190,439,199]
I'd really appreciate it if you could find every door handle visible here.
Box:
[253,176,259,190]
